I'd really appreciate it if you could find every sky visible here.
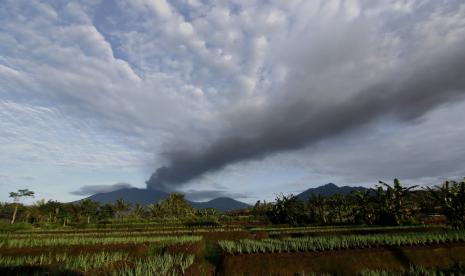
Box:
[1,0,465,204]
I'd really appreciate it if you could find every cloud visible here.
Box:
[71,183,134,196]
[1,0,465,199]
[0,100,148,168]
[146,2,465,191]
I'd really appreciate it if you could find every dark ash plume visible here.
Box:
[147,42,465,191]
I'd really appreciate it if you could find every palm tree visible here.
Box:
[114,198,132,219]
[146,203,159,218]
[133,203,145,218]
[79,199,100,224]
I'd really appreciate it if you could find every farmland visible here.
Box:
[0,223,464,275]
[1,179,465,275]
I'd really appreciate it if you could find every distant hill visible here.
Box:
[190,197,250,212]
[80,188,250,212]
[296,183,368,201]
[83,188,169,206]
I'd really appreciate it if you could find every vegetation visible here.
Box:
[428,180,465,229]
[0,235,202,248]
[9,189,34,224]
[116,254,195,276]
[252,178,465,228]
[0,251,129,272]
[359,263,465,276]
[219,231,465,254]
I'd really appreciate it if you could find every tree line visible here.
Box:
[1,193,217,228]
[2,178,464,229]
[253,178,465,228]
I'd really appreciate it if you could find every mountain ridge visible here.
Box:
[77,183,368,212]
[80,188,250,212]
[296,183,368,201]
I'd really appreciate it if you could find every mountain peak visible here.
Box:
[296,183,367,200]
[322,183,338,188]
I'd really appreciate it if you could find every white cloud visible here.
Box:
[1,0,465,199]
[0,100,148,168]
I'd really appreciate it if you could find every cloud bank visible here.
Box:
[71,183,134,196]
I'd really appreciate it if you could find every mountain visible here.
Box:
[80,188,250,212]
[296,183,368,201]
[190,197,250,212]
[83,188,169,206]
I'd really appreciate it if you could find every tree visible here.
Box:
[79,199,100,224]
[114,198,132,219]
[428,179,465,229]
[267,193,307,225]
[308,194,328,224]
[352,190,375,224]
[326,194,350,224]
[9,189,34,224]
[375,179,418,225]
[98,204,116,220]
[133,203,146,218]
[148,193,194,219]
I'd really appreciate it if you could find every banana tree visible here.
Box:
[376,179,418,225]
[428,179,465,229]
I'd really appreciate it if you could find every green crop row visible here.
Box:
[0,251,195,275]
[266,225,446,236]
[0,235,202,248]
[359,263,465,276]
[2,228,242,239]
[0,251,128,272]
[114,254,195,276]
[17,225,230,234]
[251,225,439,233]
[219,231,465,254]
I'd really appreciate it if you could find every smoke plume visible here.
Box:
[147,41,465,191]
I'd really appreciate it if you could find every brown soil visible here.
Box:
[200,230,267,240]
[0,243,148,257]
[166,241,203,255]
[219,242,465,276]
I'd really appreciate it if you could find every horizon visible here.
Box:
[4,180,453,206]
[1,1,465,204]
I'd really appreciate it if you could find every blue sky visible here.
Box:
[1,0,465,204]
